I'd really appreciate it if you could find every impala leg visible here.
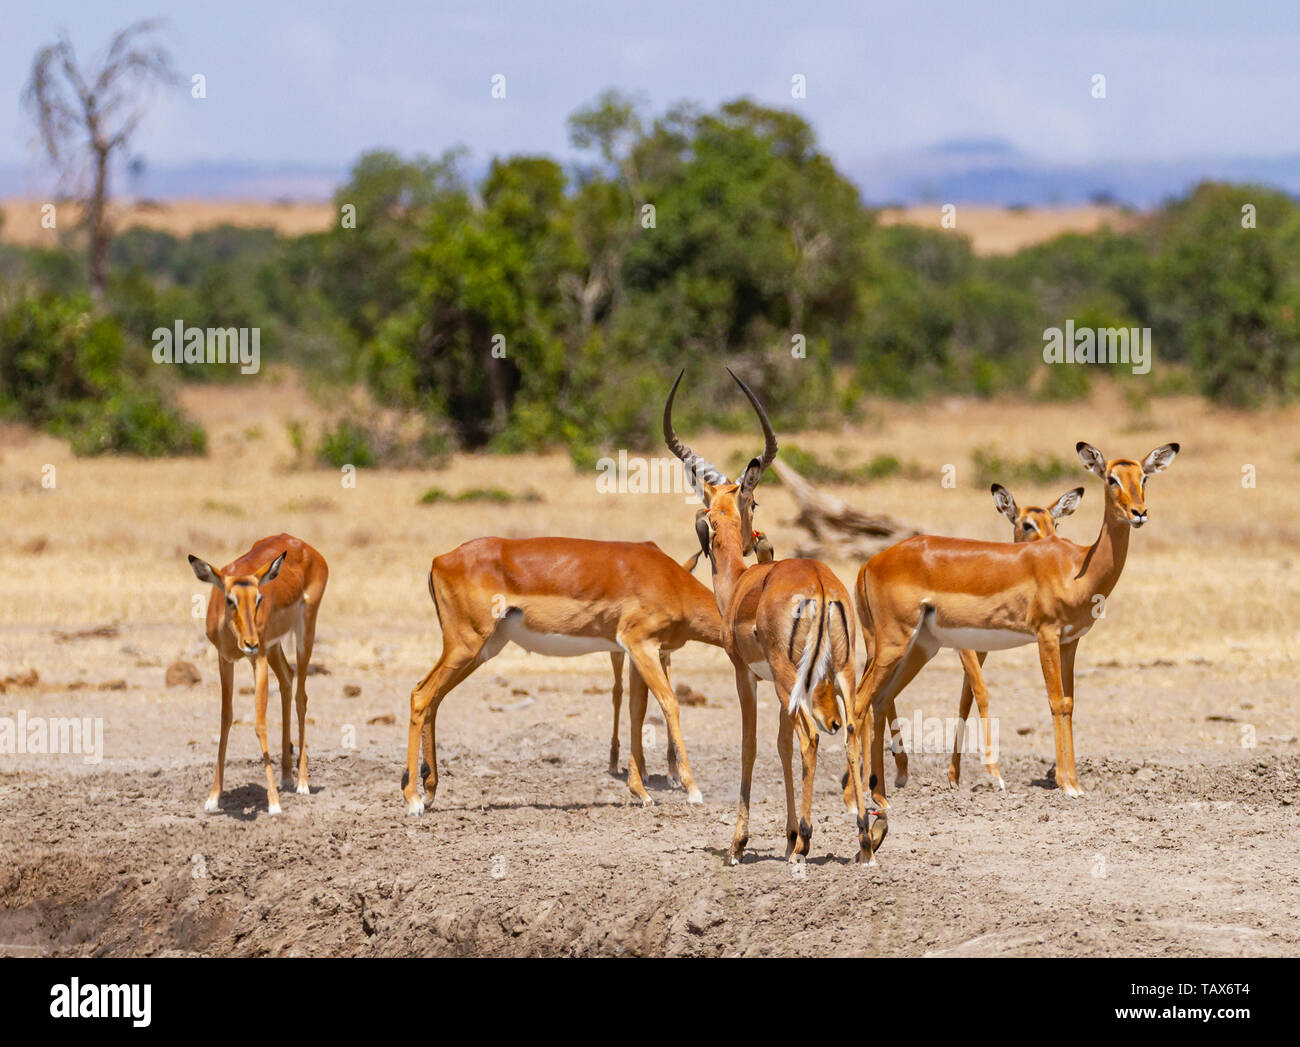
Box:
[661,651,680,787]
[777,703,798,858]
[625,643,700,804]
[836,663,878,863]
[252,654,281,814]
[955,650,1001,789]
[626,667,652,805]
[888,697,908,787]
[858,640,933,810]
[729,664,759,865]
[842,697,904,806]
[1059,639,1082,795]
[269,645,295,789]
[949,652,976,786]
[1036,632,1080,797]
[404,646,482,815]
[794,710,819,859]
[294,611,318,794]
[608,652,625,775]
[205,656,234,813]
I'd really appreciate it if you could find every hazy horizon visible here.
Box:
[5,1,1300,205]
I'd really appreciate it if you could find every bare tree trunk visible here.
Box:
[771,458,917,560]
[88,143,110,304]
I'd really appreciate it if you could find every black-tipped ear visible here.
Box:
[1142,443,1179,475]
[990,483,1017,522]
[189,555,222,588]
[738,455,765,495]
[1076,442,1106,477]
[1050,487,1085,519]
[259,551,287,586]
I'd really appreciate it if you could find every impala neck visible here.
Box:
[709,518,749,617]
[1081,502,1132,599]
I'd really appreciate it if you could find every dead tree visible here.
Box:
[771,458,917,560]
[23,20,177,302]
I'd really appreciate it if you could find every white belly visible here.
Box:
[928,625,1033,652]
[497,617,623,657]
[747,661,774,682]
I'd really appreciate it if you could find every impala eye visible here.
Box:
[1108,476,1119,487]
[1022,522,1033,532]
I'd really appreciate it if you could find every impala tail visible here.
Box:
[786,595,851,726]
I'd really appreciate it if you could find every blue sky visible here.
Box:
[4,1,1300,192]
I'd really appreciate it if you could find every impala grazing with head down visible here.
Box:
[665,369,884,866]
[188,534,329,815]
[401,534,727,815]
[853,442,1178,809]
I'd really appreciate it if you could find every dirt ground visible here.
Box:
[1,379,1298,956]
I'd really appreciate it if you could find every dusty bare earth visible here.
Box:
[1,380,1299,956]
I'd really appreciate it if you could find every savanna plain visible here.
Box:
[1,378,1298,956]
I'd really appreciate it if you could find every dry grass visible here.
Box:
[0,376,1295,688]
[2,198,1136,255]
[876,204,1139,254]
[0,197,335,245]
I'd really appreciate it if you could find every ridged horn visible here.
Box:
[663,368,730,497]
[725,367,778,485]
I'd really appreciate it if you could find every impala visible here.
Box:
[402,535,728,814]
[606,530,773,780]
[854,442,1178,808]
[665,369,883,865]
[188,534,329,814]
[865,483,1084,798]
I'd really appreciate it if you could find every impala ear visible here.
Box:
[188,555,223,589]
[1076,442,1106,478]
[738,455,766,496]
[257,551,287,586]
[1049,487,1085,519]
[990,483,1017,522]
[1142,443,1180,475]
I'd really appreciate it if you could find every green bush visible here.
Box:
[0,293,206,456]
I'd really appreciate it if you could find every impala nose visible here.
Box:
[241,641,259,654]
[1130,508,1148,527]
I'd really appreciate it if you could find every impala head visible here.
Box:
[188,550,287,655]
[1076,442,1180,527]
[665,367,778,557]
[991,483,1083,542]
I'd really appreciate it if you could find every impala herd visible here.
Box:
[188,369,1179,867]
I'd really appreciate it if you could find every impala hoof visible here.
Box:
[667,775,681,789]
[895,772,908,788]
[687,788,703,805]
[996,776,1006,792]
[1064,785,1085,798]
[267,802,282,816]
[203,796,219,813]
[406,796,425,816]
[296,783,310,795]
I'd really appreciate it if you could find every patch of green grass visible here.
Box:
[418,486,541,506]
[970,446,1074,488]
[726,445,918,485]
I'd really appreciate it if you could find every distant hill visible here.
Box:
[851,138,1300,208]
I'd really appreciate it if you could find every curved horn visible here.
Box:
[663,368,730,496]
[726,367,778,478]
